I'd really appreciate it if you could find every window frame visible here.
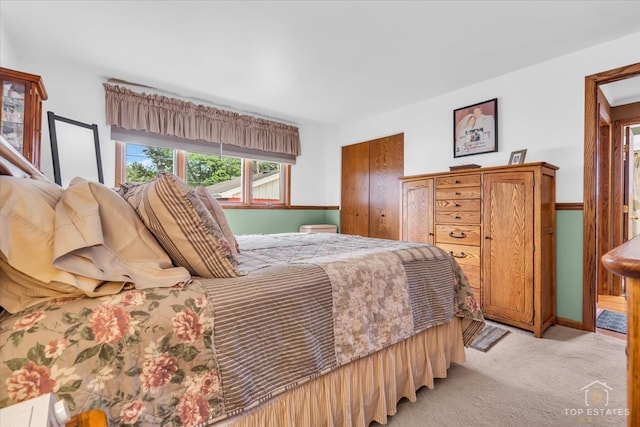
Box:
[115,141,291,208]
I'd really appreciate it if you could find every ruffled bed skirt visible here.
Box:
[221,317,465,427]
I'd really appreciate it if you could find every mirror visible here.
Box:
[47,111,103,187]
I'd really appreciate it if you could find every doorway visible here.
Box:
[629,125,640,240]
[583,63,640,332]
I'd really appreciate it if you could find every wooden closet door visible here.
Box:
[369,134,404,240]
[483,171,534,324]
[341,141,370,236]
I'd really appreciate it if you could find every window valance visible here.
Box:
[103,84,301,159]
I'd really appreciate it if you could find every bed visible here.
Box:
[0,136,484,426]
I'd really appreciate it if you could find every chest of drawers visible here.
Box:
[400,162,558,337]
[434,174,482,302]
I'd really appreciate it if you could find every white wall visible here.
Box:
[292,122,331,205]
[2,28,640,206]
[3,53,328,205]
[316,32,640,204]
[0,23,18,67]
[14,59,113,183]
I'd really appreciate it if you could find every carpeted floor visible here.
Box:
[374,321,628,427]
[596,310,627,334]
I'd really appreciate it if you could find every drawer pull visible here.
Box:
[454,180,461,184]
[455,192,462,196]
[454,215,462,219]
[449,251,467,259]
[449,231,467,239]
[454,202,461,207]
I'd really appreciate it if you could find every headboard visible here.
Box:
[0,135,48,180]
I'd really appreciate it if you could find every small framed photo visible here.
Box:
[508,149,527,165]
[453,98,498,158]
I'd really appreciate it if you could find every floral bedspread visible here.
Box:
[0,233,484,426]
[0,284,223,426]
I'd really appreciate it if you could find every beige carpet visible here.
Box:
[374,321,628,427]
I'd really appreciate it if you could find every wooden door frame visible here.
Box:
[583,62,640,332]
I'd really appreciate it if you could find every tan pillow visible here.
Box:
[0,259,126,314]
[0,176,119,313]
[118,172,240,278]
[53,177,191,287]
[195,185,240,256]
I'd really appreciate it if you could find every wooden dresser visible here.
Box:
[400,162,558,337]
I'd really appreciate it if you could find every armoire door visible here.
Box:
[483,171,534,324]
[401,178,434,244]
[341,141,370,236]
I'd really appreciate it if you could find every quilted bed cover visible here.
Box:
[0,233,484,426]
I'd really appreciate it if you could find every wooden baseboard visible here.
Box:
[556,316,584,330]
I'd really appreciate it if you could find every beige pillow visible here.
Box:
[53,177,191,287]
[118,172,240,278]
[195,185,240,256]
[0,176,119,313]
[0,259,126,314]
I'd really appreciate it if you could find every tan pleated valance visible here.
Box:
[104,84,300,158]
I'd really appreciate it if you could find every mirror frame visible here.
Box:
[47,111,103,186]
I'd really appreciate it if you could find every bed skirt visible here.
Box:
[219,317,465,427]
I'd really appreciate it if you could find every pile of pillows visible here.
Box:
[0,172,241,313]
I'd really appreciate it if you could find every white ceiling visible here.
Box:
[600,76,640,107]
[1,1,640,125]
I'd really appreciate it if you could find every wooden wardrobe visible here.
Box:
[400,162,558,337]
[341,133,404,240]
[0,67,47,168]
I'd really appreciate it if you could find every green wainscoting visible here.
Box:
[225,209,340,235]
[556,210,583,322]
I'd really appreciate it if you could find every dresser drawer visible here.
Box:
[436,224,481,245]
[435,210,481,224]
[435,187,481,200]
[437,243,480,266]
[435,198,481,212]
[436,174,481,188]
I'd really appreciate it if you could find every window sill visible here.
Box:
[221,204,339,210]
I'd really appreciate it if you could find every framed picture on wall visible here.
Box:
[453,98,498,158]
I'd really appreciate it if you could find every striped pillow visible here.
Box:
[118,172,239,278]
[195,186,240,255]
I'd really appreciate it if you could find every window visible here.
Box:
[125,144,174,183]
[250,160,283,204]
[117,142,290,207]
